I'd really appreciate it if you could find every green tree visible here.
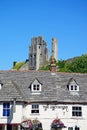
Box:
[66,55,87,73]
[57,55,87,73]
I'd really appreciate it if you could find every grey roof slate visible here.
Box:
[0,70,87,104]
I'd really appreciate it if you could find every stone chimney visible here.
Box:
[50,56,56,74]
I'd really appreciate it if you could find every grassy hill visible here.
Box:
[12,61,25,70]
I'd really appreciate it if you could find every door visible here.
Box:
[7,124,12,130]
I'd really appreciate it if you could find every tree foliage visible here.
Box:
[58,55,87,73]
[39,64,50,70]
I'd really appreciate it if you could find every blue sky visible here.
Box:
[0,0,87,70]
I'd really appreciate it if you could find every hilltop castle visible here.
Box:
[29,36,58,70]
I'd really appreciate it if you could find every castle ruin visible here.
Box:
[29,36,58,70]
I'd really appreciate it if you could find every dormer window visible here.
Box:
[0,81,3,90]
[0,84,2,90]
[30,78,42,94]
[67,78,79,92]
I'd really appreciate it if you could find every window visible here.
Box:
[3,103,10,116]
[31,104,39,114]
[68,127,80,130]
[31,84,41,93]
[69,85,79,91]
[72,106,82,117]
[75,126,80,130]
[71,85,73,90]
[75,85,77,90]
[68,127,73,130]
[33,84,40,91]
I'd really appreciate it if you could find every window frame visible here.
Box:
[72,106,82,117]
[68,127,73,130]
[68,127,80,130]
[3,102,10,117]
[75,126,80,130]
[31,104,39,114]
[31,83,41,93]
[69,85,79,91]
[33,84,40,91]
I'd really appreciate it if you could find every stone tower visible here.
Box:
[52,38,58,61]
[29,36,49,70]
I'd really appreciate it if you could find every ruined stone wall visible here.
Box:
[52,38,58,61]
[29,36,49,70]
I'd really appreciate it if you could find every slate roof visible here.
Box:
[0,70,87,104]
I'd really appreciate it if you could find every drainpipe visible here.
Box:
[13,98,16,113]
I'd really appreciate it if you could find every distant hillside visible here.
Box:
[12,54,87,73]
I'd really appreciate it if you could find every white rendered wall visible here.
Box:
[0,103,22,124]
[23,104,87,130]
[0,103,87,130]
